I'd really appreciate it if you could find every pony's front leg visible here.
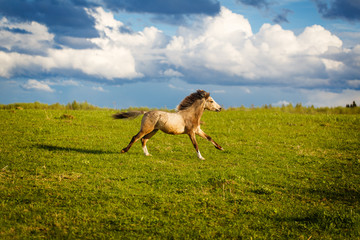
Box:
[196,128,224,151]
[188,132,205,160]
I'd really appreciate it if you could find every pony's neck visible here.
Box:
[180,99,205,126]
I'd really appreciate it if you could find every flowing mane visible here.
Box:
[177,90,210,111]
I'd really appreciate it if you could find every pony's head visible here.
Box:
[205,95,222,112]
[177,90,222,112]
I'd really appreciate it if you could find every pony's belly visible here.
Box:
[157,113,185,135]
[161,125,185,135]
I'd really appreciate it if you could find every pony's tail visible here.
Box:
[112,111,146,119]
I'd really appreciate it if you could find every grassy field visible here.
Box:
[1,108,359,239]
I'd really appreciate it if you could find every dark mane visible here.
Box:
[177,90,210,111]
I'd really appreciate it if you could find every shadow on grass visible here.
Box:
[306,188,360,205]
[274,209,357,233]
[35,144,118,154]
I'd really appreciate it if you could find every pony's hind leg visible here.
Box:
[121,130,150,154]
[121,133,140,153]
[121,112,159,155]
[141,129,159,156]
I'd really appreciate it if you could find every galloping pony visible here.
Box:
[113,90,223,160]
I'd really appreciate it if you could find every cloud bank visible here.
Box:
[0,0,221,40]
[0,0,98,38]
[0,6,359,92]
[166,7,351,88]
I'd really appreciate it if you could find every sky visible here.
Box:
[0,0,359,109]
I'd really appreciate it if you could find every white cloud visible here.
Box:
[87,8,167,49]
[347,80,360,88]
[0,17,54,54]
[273,100,291,106]
[0,8,165,80]
[303,89,360,107]
[45,47,140,80]
[0,6,359,95]
[243,87,251,94]
[22,79,55,92]
[162,69,183,77]
[165,7,351,87]
[0,51,43,78]
[297,25,342,55]
[92,86,106,92]
[86,7,167,77]
[168,84,177,89]
[166,7,256,79]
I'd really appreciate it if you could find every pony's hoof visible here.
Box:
[216,146,224,151]
[121,149,126,153]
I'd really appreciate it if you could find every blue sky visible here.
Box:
[0,0,359,108]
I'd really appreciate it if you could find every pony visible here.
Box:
[113,90,223,160]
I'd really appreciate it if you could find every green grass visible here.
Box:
[1,109,359,239]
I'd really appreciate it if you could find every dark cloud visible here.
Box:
[237,0,269,9]
[103,0,220,15]
[237,0,293,24]
[0,0,99,38]
[273,9,293,24]
[152,14,190,26]
[314,0,360,21]
[0,0,221,42]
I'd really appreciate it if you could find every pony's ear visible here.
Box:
[204,92,210,99]
[197,90,210,99]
